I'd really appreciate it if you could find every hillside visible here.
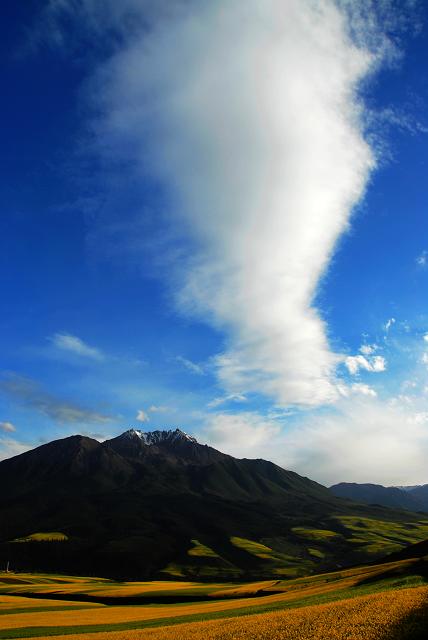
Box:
[1,429,428,580]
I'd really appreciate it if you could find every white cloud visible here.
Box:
[410,412,428,424]
[136,409,149,423]
[204,395,428,485]
[416,250,427,267]
[203,412,281,458]
[0,421,16,433]
[351,383,377,397]
[359,343,378,355]
[175,356,205,376]
[0,437,29,461]
[284,397,428,485]
[345,354,386,375]
[422,353,428,365]
[423,333,428,342]
[337,382,377,397]
[87,0,393,408]
[51,333,105,361]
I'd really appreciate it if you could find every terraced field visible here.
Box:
[0,556,427,638]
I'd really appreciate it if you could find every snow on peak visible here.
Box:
[125,429,145,438]
[123,428,197,445]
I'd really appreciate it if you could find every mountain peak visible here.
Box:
[122,427,198,446]
[107,427,226,465]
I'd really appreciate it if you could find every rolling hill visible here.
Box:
[1,429,428,580]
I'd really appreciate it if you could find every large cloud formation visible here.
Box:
[90,0,379,407]
[43,1,403,408]
[203,396,428,486]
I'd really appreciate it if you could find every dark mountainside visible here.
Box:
[1,429,427,580]
[330,482,428,512]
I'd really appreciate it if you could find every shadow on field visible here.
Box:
[380,598,428,640]
[7,588,283,606]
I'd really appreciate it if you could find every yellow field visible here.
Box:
[0,559,427,639]
[0,592,297,629]
[0,594,102,611]
[0,562,401,606]
[24,586,428,640]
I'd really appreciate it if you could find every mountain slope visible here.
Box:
[1,429,428,580]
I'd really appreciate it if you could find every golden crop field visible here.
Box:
[0,558,427,639]
[0,594,102,611]
[22,586,428,640]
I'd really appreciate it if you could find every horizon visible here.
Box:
[2,1,428,486]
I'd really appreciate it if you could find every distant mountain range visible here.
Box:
[1,428,428,580]
[330,482,428,512]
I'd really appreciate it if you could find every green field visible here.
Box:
[155,516,428,580]
[11,533,69,544]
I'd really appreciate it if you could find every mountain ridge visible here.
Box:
[330,481,428,512]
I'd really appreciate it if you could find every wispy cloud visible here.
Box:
[148,405,170,413]
[0,374,112,425]
[0,421,16,433]
[384,317,396,332]
[50,333,105,361]
[175,356,205,376]
[207,394,247,409]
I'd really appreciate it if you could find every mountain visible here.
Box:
[1,429,428,580]
[406,484,428,509]
[330,482,428,512]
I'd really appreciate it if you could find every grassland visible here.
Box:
[333,516,428,555]
[0,555,427,639]
[11,533,69,544]
[155,517,428,581]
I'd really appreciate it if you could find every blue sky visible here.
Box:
[2,0,428,485]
